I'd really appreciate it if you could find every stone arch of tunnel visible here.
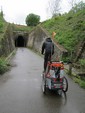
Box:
[15,35,26,47]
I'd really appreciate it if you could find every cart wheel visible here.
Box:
[42,79,46,94]
[42,74,47,94]
[62,77,68,92]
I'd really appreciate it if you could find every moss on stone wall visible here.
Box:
[0,24,15,57]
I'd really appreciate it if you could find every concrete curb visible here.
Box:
[5,49,16,62]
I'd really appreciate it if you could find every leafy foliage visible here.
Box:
[79,59,85,68]
[0,11,7,34]
[70,1,85,13]
[0,58,9,74]
[0,15,4,33]
[25,13,40,26]
[74,77,85,89]
[0,22,3,33]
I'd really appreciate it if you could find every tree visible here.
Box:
[72,1,85,12]
[25,13,40,26]
[68,0,82,9]
[69,1,85,13]
[68,0,76,8]
[48,0,61,17]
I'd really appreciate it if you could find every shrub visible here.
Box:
[0,22,3,33]
[0,58,9,74]
[79,59,85,67]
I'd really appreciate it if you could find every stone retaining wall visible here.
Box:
[0,24,15,57]
[27,25,67,61]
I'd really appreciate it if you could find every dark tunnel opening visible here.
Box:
[15,36,26,47]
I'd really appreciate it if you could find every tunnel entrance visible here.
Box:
[15,36,26,47]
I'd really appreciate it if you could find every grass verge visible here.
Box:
[0,49,16,75]
[65,67,85,89]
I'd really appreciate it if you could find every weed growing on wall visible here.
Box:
[0,58,9,74]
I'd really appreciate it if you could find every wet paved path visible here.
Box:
[0,48,85,113]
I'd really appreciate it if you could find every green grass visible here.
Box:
[73,77,85,89]
[13,24,35,32]
[40,8,85,58]
[0,57,9,74]
[65,68,85,89]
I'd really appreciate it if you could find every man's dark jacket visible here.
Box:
[41,38,54,55]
